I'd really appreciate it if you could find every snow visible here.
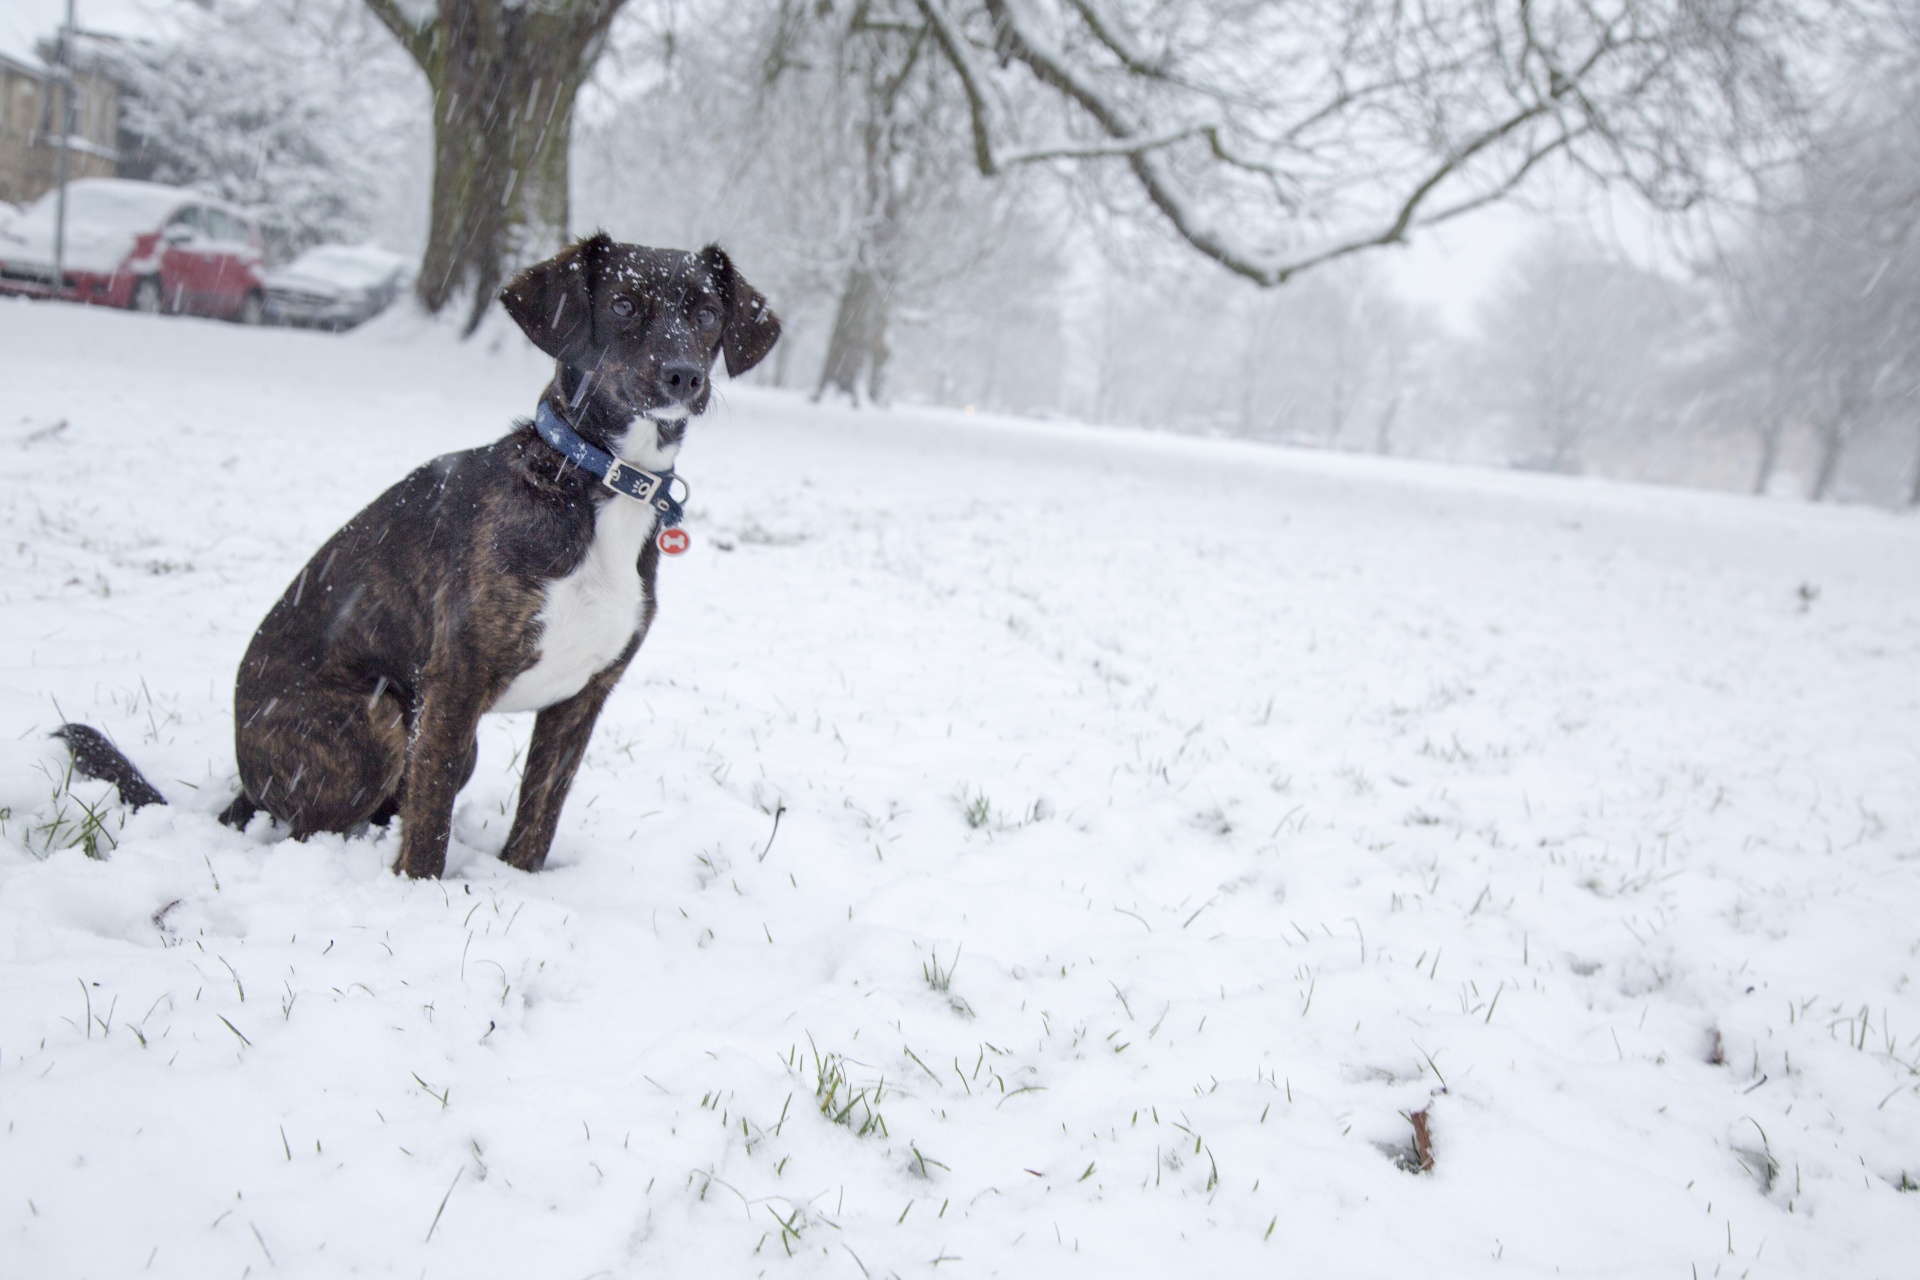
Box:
[0,0,179,70]
[0,178,189,274]
[264,244,414,295]
[3,297,1917,1278]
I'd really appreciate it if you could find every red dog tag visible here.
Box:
[657,528,690,556]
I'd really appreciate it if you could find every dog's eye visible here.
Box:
[695,305,720,331]
[611,297,635,318]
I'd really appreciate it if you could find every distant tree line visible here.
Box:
[102,0,1919,502]
[565,1,1918,502]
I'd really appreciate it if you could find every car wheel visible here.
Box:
[130,277,162,314]
[236,291,265,326]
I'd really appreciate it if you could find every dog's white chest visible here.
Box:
[491,496,656,715]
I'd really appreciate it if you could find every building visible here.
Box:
[0,36,121,209]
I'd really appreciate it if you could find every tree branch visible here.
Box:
[915,0,1005,176]
[1066,0,1169,79]
[997,120,1215,165]
[360,0,434,68]
[916,0,1806,288]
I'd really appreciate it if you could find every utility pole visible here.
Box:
[51,0,76,298]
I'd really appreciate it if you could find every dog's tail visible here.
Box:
[52,723,167,809]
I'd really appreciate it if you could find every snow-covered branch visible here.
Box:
[914,0,1820,287]
[995,121,1215,166]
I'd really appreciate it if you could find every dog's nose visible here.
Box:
[660,361,705,402]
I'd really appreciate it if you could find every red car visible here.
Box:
[0,178,267,321]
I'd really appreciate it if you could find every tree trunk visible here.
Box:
[365,0,620,332]
[811,30,924,405]
[1324,369,1348,447]
[421,23,583,331]
[815,263,891,404]
[979,331,1003,408]
[1545,416,1579,474]
[770,326,793,388]
[1810,414,1847,501]
[1236,313,1268,437]
[1751,410,1786,496]
[1373,390,1400,456]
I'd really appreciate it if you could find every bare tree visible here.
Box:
[911,0,1817,289]
[754,4,1051,403]
[362,0,627,330]
[1236,260,1420,447]
[1713,71,1920,500]
[1051,245,1426,441]
[574,1,1060,406]
[374,0,1821,342]
[808,15,935,402]
[1464,238,1698,475]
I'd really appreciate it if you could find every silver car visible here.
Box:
[263,244,414,331]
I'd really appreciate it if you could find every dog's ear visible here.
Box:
[500,233,610,361]
[700,244,782,377]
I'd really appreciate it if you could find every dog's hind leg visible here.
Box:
[368,792,400,828]
[235,675,409,841]
[218,792,259,829]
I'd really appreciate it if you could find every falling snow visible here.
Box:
[2,300,1917,1277]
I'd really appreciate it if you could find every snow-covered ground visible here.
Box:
[3,297,1917,1280]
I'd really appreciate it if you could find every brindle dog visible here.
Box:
[58,233,780,879]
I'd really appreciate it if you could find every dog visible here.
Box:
[56,233,780,879]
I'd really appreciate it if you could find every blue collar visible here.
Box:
[533,401,686,527]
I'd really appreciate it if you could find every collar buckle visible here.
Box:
[601,458,662,503]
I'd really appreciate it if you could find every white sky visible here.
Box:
[1379,186,1686,336]
[1376,205,1538,335]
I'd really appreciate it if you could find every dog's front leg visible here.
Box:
[500,657,630,872]
[393,683,487,880]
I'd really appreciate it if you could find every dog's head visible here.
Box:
[501,233,781,428]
